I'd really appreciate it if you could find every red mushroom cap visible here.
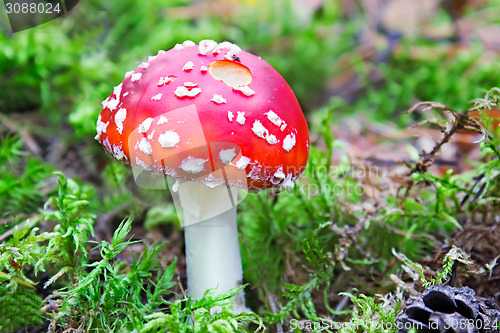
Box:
[96,40,309,191]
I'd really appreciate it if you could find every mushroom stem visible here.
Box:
[178,181,247,312]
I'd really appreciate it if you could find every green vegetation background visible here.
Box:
[0,0,499,332]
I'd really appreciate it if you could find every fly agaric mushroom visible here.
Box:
[95,40,309,311]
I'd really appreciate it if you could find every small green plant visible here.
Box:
[0,135,53,221]
[49,218,176,331]
[49,218,263,332]
[37,172,95,284]
[337,292,399,333]
[0,284,43,332]
[142,287,264,333]
[397,245,473,288]
[0,169,96,330]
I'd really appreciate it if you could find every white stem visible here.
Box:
[178,181,247,312]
